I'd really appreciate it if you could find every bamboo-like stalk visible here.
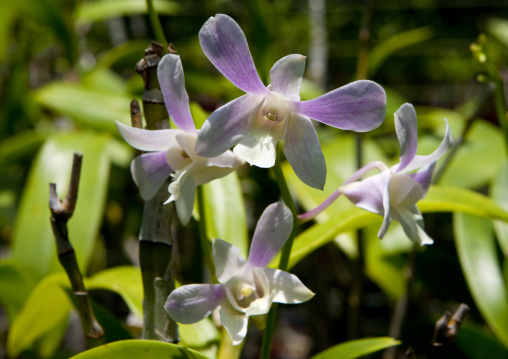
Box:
[49,152,105,348]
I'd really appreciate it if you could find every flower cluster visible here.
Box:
[117,13,452,346]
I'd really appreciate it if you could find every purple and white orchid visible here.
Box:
[195,14,387,190]
[299,103,453,245]
[116,53,243,225]
[165,201,314,345]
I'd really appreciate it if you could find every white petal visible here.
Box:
[116,121,180,151]
[130,152,172,201]
[263,268,314,304]
[394,103,418,172]
[213,239,247,284]
[269,54,306,100]
[391,206,434,245]
[389,174,424,209]
[219,300,249,346]
[233,133,278,168]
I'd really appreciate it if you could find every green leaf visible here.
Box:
[492,161,508,256]
[0,130,47,167]
[179,318,220,349]
[34,82,132,133]
[70,340,209,359]
[86,266,143,318]
[368,26,433,77]
[203,172,249,258]
[310,337,400,359]
[439,120,506,188]
[11,132,112,281]
[454,213,508,347]
[0,259,37,320]
[455,322,508,359]
[76,0,180,24]
[487,18,508,48]
[7,274,71,357]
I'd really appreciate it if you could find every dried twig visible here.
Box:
[49,152,104,348]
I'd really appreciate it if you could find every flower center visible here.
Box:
[262,95,289,123]
[240,283,254,298]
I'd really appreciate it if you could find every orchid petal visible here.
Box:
[116,121,180,151]
[291,80,386,132]
[165,284,225,324]
[248,202,293,268]
[130,152,172,201]
[233,132,278,168]
[341,171,390,216]
[196,94,262,158]
[401,118,453,173]
[263,268,314,304]
[199,14,267,95]
[410,162,436,195]
[270,54,306,100]
[171,171,196,225]
[283,114,326,190]
[392,206,433,245]
[213,239,247,284]
[379,175,392,239]
[389,174,424,209]
[219,300,248,346]
[207,150,242,168]
[394,103,418,171]
[157,54,196,133]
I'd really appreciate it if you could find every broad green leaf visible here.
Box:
[0,130,47,167]
[179,318,220,349]
[34,82,132,133]
[368,26,433,77]
[76,0,180,24]
[311,337,400,359]
[281,185,508,269]
[97,40,153,69]
[86,266,143,318]
[492,161,508,256]
[7,273,71,357]
[37,313,69,358]
[455,322,508,359]
[454,213,508,347]
[70,339,209,359]
[487,18,508,48]
[12,132,112,281]
[439,120,506,188]
[0,6,14,63]
[0,259,37,320]
[203,172,248,258]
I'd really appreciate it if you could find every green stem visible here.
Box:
[146,0,167,48]
[260,145,298,358]
[196,185,218,283]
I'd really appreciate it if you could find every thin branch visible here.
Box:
[49,152,104,348]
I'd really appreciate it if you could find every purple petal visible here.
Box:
[394,103,418,172]
[270,54,306,100]
[213,239,247,284]
[157,54,196,133]
[116,121,179,151]
[131,152,172,201]
[401,118,453,173]
[283,114,326,190]
[341,171,390,216]
[248,202,293,268]
[165,284,225,324]
[219,300,248,345]
[199,14,267,95]
[196,94,262,157]
[410,162,436,195]
[263,268,314,304]
[291,80,386,132]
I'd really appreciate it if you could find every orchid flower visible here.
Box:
[116,54,243,225]
[195,14,387,190]
[299,103,453,245]
[165,201,314,345]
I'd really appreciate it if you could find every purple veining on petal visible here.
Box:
[248,202,293,268]
[292,80,386,132]
[269,54,306,100]
[157,54,196,133]
[199,14,267,95]
[131,151,173,201]
[394,103,418,172]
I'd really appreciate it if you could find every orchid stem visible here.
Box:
[146,0,167,48]
[260,144,298,359]
[196,185,218,283]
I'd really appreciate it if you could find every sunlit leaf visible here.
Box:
[203,172,249,258]
[0,130,48,167]
[179,318,220,349]
[310,337,400,359]
[455,322,508,359]
[86,266,143,318]
[492,161,508,256]
[369,26,433,77]
[11,132,112,281]
[7,274,71,357]
[454,213,508,347]
[487,18,508,48]
[70,340,209,359]
[76,0,180,24]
